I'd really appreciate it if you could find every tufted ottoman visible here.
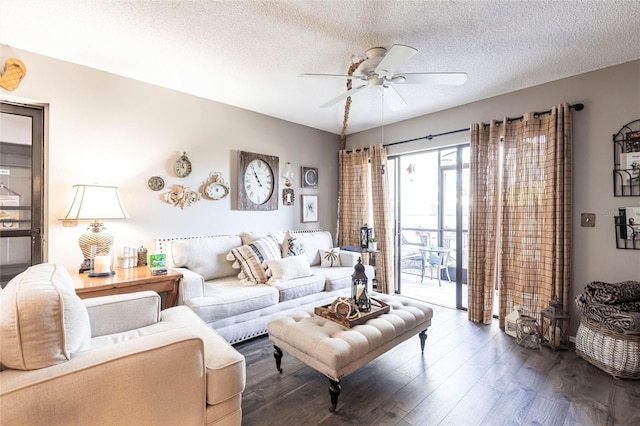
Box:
[266,293,433,412]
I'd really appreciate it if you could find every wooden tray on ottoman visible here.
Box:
[314,298,390,328]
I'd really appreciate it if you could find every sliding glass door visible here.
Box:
[390,145,469,310]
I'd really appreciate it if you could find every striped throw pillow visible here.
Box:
[227,234,282,284]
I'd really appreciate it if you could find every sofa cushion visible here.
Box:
[311,266,354,292]
[281,232,305,258]
[265,255,313,283]
[227,235,282,284]
[291,231,334,266]
[271,274,326,302]
[0,263,92,370]
[320,248,342,267]
[169,235,241,281]
[187,279,279,322]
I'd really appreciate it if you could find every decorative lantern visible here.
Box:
[515,314,539,349]
[540,296,570,351]
[352,257,370,312]
[504,305,522,338]
[360,225,370,248]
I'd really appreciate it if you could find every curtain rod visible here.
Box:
[383,103,584,148]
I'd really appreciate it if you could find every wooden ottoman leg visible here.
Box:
[273,345,283,373]
[419,330,428,353]
[328,379,341,413]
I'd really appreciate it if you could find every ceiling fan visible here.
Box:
[301,44,467,111]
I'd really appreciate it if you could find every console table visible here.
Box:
[72,266,181,309]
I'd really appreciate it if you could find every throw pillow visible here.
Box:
[239,231,286,246]
[170,235,241,281]
[264,255,313,284]
[0,263,92,370]
[281,232,305,258]
[227,234,282,284]
[320,248,342,267]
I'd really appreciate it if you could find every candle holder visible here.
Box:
[540,296,570,351]
[352,257,370,312]
[516,314,540,349]
[89,244,115,277]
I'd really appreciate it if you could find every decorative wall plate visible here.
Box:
[147,176,165,191]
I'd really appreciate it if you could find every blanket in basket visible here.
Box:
[575,281,640,334]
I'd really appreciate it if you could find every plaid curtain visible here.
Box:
[338,149,369,248]
[469,104,572,327]
[370,144,394,294]
[468,122,501,324]
[338,145,394,294]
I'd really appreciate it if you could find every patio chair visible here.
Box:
[400,234,424,272]
[423,251,452,286]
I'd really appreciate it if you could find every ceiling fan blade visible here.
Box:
[394,72,468,85]
[300,73,366,81]
[382,84,407,111]
[321,84,368,108]
[374,44,418,77]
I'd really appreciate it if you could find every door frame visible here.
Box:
[390,144,469,310]
[0,102,45,285]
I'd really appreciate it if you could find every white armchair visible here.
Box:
[0,263,245,426]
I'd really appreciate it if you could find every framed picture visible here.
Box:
[282,188,294,206]
[301,194,318,222]
[301,166,318,188]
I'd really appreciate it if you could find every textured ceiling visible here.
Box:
[1,0,640,135]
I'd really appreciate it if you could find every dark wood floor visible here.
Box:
[235,304,640,425]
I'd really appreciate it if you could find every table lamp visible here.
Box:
[59,184,129,274]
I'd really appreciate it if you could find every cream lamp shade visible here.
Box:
[59,184,129,273]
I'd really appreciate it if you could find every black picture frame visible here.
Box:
[301,166,318,188]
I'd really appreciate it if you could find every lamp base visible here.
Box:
[78,223,114,274]
[88,270,116,278]
[79,259,91,274]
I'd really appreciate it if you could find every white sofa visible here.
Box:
[0,263,246,425]
[157,230,374,344]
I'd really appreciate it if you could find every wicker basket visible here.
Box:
[575,317,640,379]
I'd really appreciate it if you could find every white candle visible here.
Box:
[356,284,364,299]
[94,255,110,274]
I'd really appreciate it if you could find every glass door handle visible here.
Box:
[30,228,41,244]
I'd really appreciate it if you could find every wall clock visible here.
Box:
[301,166,318,188]
[174,152,192,177]
[237,150,279,211]
[202,172,230,200]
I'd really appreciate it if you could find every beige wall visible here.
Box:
[348,60,640,334]
[2,44,638,333]
[1,46,340,273]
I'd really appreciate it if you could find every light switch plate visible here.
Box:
[581,213,596,227]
